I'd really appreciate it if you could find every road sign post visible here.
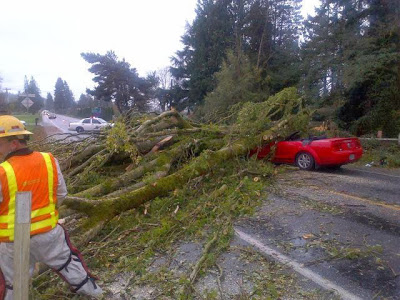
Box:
[19,94,35,113]
[21,98,34,112]
[13,192,32,300]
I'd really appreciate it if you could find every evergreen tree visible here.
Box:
[54,78,74,112]
[45,93,54,111]
[82,51,154,113]
[302,0,400,135]
[63,81,75,108]
[340,0,400,135]
[243,0,303,92]
[171,0,302,112]
[78,94,93,108]
[170,0,234,109]
[201,50,268,122]
[23,76,44,113]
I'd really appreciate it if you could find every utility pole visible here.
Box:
[4,88,11,103]
[0,88,11,115]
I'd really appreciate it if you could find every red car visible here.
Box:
[250,131,363,170]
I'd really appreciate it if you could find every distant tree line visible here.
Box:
[3,76,45,114]
[164,0,399,135]
[303,0,400,136]
[1,0,397,136]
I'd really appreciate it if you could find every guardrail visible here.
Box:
[358,133,400,145]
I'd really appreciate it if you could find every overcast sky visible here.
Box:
[0,0,319,99]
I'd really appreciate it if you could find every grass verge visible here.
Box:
[13,113,41,132]
[358,140,400,168]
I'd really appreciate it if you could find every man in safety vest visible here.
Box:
[0,116,102,299]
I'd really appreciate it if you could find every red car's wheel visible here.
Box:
[296,152,315,170]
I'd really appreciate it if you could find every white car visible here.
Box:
[69,117,113,133]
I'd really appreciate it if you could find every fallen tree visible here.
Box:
[32,87,309,248]
[30,88,315,298]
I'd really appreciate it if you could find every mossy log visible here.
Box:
[66,148,108,177]
[105,165,171,198]
[75,158,160,198]
[133,135,177,154]
[60,144,104,171]
[136,110,194,134]
[73,138,202,198]
[63,120,286,225]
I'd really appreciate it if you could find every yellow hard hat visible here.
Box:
[0,115,33,138]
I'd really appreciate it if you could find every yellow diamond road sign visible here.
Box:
[21,97,34,109]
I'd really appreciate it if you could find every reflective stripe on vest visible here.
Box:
[0,152,58,242]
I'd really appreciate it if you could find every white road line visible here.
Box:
[235,228,363,300]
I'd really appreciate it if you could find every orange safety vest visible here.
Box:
[0,152,59,242]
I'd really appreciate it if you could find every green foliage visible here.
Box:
[234,87,309,138]
[82,51,156,113]
[54,77,75,113]
[45,93,54,111]
[21,76,44,113]
[243,0,303,93]
[171,0,302,111]
[13,114,40,124]
[13,113,40,132]
[302,0,400,135]
[67,171,106,194]
[199,50,269,123]
[170,0,233,109]
[358,140,400,168]
[106,121,140,162]
[34,158,275,298]
[73,94,114,121]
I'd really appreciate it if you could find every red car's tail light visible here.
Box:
[332,139,361,151]
[332,141,343,151]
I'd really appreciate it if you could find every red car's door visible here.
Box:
[274,141,302,163]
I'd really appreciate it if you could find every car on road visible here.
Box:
[69,117,113,133]
[49,113,57,119]
[250,131,363,170]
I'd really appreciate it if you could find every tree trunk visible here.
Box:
[63,120,287,225]
[61,144,104,171]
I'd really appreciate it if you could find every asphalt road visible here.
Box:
[40,113,81,133]
[235,165,400,299]
[40,113,96,142]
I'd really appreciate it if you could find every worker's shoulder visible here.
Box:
[38,152,59,165]
[0,162,7,175]
[36,151,54,157]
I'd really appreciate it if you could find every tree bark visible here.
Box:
[61,144,104,171]
[66,149,108,177]
[63,120,287,222]
[74,139,195,198]
[136,110,193,134]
